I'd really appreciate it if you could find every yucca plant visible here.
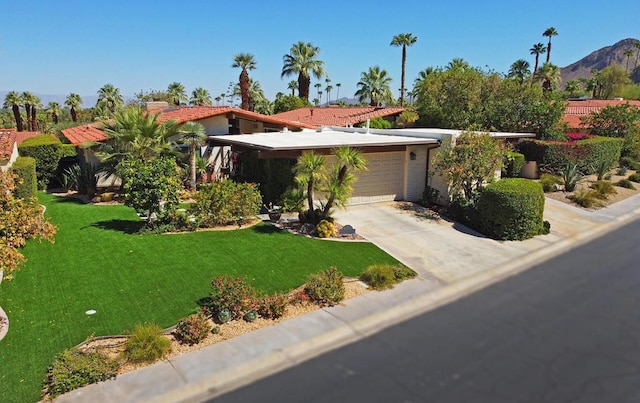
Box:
[561,163,582,192]
[592,160,612,181]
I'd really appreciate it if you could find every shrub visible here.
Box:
[590,180,617,200]
[615,179,636,189]
[10,157,37,201]
[569,189,601,208]
[17,134,63,189]
[619,157,640,170]
[44,348,118,398]
[617,166,628,176]
[207,275,257,320]
[421,186,440,206]
[316,219,336,238]
[217,309,231,324]
[174,313,212,345]
[258,293,288,319]
[539,173,562,192]
[561,163,582,192]
[212,325,221,335]
[475,178,546,241]
[123,323,171,364]
[628,173,640,182]
[393,266,418,281]
[243,310,257,322]
[359,265,396,290]
[190,180,262,227]
[63,163,100,195]
[502,152,525,178]
[592,159,613,181]
[305,266,345,306]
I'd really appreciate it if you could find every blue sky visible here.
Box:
[1,0,639,104]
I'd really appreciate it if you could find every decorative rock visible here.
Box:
[339,224,356,236]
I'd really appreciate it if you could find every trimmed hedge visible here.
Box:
[190,179,262,227]
[502,151,525,178]
[10,156,37,201]
[60,143,77,158]
[17,134,63,189]
[517,136,623,175]
[476,178,546,241]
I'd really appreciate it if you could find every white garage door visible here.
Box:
[349,152,404,204]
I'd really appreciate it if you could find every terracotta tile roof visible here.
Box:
[563,99,640,129]
[14,131,44,145]
[272,106,407,128]
[153,106,314,129]
[0,129,16,159]
[61,124,107,146]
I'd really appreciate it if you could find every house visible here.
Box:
[272,106,406,129]
[562,99,640,131]
[210,126,535,205]
[0,129,43,172]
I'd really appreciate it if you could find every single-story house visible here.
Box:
[210,126,535,205]
[0,129,43,172]
[562,99,640,131]
[272,106,406,129]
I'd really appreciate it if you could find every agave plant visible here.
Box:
[561,163,582,192]
[64,163,100,195]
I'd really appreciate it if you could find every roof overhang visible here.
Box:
[209,130,438,151]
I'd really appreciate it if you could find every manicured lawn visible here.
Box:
[0,193,398,402]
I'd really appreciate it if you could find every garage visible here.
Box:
[344,152,404,204]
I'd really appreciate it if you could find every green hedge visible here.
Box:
[190,179,262,226]
[60,144,77,158]
[476,178,546,241]
[10,156,37,201]
[17,134,63,189]
[517,137,623,175]
[502,151,525,178]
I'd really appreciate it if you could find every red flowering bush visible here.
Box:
[207,275,257,320]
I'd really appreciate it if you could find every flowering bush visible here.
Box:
[566,132,593,141]
[206,275,258,320]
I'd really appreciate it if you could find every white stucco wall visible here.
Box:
[0,142,19,172]
[200,116,230,135]
[404,145,428,202]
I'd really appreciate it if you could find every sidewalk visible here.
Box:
[56,195,640,403]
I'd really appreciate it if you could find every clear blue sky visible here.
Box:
[1,0,639,104]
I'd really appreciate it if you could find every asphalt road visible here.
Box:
[211,218,640,403]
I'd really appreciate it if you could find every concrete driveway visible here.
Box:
[334,200,603,284]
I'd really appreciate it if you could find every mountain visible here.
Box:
[560,38,640,84]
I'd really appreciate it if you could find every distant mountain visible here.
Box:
[560,38,640,84]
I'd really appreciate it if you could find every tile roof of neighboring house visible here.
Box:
[14,131,44,145]
[153,106,315,129]
[272,106,407,128]
[0,129,16,159]
[563,99,640,129]
[61,124,107,146]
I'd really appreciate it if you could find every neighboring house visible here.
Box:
[562,99,640,132]
[272,106,406,129]
[0,129,43,172]
[211,126,535,205]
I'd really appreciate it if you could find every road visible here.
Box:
[211,218,640,403]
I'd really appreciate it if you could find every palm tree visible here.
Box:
[564,80,582,97]
[508,59,531,85]
[167,82,187,106]
[287,80,298,96]
[543,27,558,63]
[232,53,257,110]
[446,58,470,71]
[390,33,418,106]
[321,146,367,218]
[624,48,635,72]
[281,41,326,101]
[214,96,222,105]
[530,43,547,73]
[22,92,40,131]
[190,87,212,106]
[97,83,124,114]
[325,85,333,104]
[336,83,341,102]
[314,82,322,101]
[220,93,227,105]
[3,91,23,131]
[65,93,82,122]
[294,151,327,217]
[355,66,394,107]
[47,102,61,125]
[178,121,207,191]
[534,62,561,92]
[413,67,436,91]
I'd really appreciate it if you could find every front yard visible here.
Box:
[0,193,398,403]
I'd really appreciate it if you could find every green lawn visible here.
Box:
[0,193,398,402]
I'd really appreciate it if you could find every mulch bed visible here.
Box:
[274,219,366,241]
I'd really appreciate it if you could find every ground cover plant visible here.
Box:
[0,193,398,402]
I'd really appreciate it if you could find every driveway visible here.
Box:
[334,200,603,284]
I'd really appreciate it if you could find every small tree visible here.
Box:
[116,157,181,223]
[321,146,368,218]
[294,151,327,217]
[432,130,505,202]
[0,171,56,277]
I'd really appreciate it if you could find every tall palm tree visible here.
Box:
[22,92,40,131]
[190,87,212,106]
[624,48,635,72]
[534,62,561,92]
[178,121,207,190]
[336,83,341,102]
[47,102,61,125]
[530,43,547,73]
[355,66,394,107]
[232,53,257,110]
[314,82,322,101]
[167,82,187,106]
[325,85,333,104]
[21,92,33,131]
[508,59,531,85]
[564,80,582,97]
[390,33,418,106]
[543,27,558,63]
[294,151,327,216]
[281,41,326,101]
[3,91,23,131]
[65,93,83,122]
[446,58,470,71]
[321,146,367,218]
[97,84,124,114]
[287,80,298,96]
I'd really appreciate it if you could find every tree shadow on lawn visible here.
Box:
[250,224,284,235]
[89,219,145,235]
